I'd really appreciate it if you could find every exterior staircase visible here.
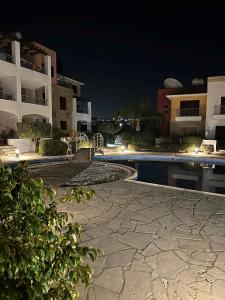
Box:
[0,145,17,156]
[72,148,94,162]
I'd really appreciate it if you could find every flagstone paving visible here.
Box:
[58,180,225,299]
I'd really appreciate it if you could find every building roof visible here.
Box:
[57,74,84,86]
[166,85,207,98]
[0,31,49,55]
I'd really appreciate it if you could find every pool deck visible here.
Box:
[57,180,225,300]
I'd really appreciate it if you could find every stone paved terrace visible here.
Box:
[57,180,225,300]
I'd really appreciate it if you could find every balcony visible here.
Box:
[214,105,225,115]
[0,91,16,101]
[77,99,89,114]
[0,51,13,63]
[20,58,47,74]
[21,94,47,106]
[175,108,202,121]
[212,105,225,120]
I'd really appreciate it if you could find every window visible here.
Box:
[221,97,225,105]
[72,85,77,94]
[42,92,45,99]
[180,100,199,109]
[43,119,46,123]
[164,110,168,114]
[164,104,168,108]
[77,99,88,114]
[180,100,199,116]
[181,127,197,135]
[51,66,54,78]
[60,96,66,110]
[60,121,67,130]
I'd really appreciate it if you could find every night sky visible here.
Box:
[1,1,225,117]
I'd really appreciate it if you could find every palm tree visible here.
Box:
[115,100,164,132]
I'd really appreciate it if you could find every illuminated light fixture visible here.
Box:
[195,147,199,154]
[15,148,20,158]
[119,122,123,127]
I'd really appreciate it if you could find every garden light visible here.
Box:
[15,148,20,158]
[195,147,199,154]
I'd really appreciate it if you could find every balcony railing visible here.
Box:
[0,51,13,63]
[20,59,47,74]
[214,105,225,115]
[176,108,200,117]
[22,95,47,105]
[0,91,16,101]
[77,107,89,114]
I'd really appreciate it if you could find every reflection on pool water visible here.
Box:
[113,161,225,195]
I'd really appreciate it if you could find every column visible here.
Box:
[87,101,92,131]
[72,98,78,131]
[11,41,20,66]
[44,55,52,124]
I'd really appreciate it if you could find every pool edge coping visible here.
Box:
[125,178,225,198]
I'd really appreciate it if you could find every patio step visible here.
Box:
[0,145,17,156]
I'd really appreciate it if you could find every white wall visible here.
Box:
[8,138,35,153]
[72,98,92,131]
[205,77,225,139]
[0,40,52,133]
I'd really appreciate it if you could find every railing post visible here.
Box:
[11,41,20,66]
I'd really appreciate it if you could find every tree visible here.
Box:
[0,161,99,299]
[96,121,120,135]
[17,121,51,152]
[115,100,164,132]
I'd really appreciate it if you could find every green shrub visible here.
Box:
[119,131,134,143]
[131,132,155,146]
[39,139,68,156]
[182,135,202,146]
[52,127,67,139]
[128,144,137,151]
[0,161,99,299]
[78,140,93,149]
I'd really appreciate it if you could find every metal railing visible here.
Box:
[0,91,16,101]
[0,51,13,63]
[77,107,89,114]
[176,108,200,117]
[20,59,47,74]
[214,105,225,115]
[21,94,47,105]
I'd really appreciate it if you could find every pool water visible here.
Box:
[112,160,225,195]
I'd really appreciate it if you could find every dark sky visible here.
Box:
[1,1,225,117]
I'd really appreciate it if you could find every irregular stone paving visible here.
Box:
[58,180,225,299]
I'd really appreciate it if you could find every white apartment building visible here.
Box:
[0,37,52,136]
[205,76,225,148]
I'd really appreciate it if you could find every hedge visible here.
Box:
[131,132,155,146]
[182,135,202,146]
[39,139,68,156]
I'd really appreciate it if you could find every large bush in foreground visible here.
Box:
[39,139,68,156]
[0,162,99,299]
[17,121,51,152]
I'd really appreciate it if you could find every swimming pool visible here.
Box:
[95,158,225,195]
